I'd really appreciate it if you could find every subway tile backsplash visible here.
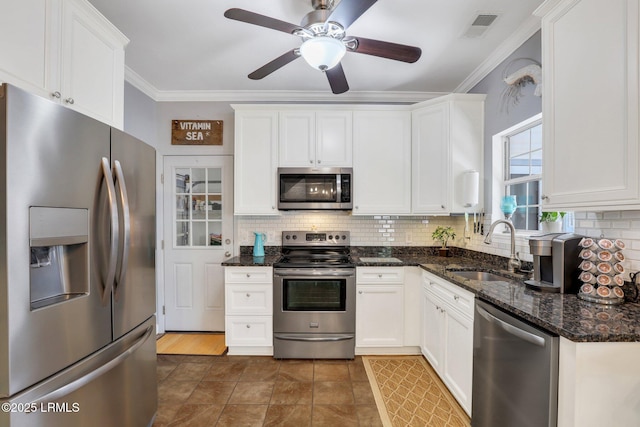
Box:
[236,209,640,278]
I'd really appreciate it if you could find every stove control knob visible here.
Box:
[328,235,333,240]
[285,235,290,240]
[342,235,347,240]
[292,235,297,240]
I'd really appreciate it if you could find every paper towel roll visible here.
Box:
[462,170,479,207]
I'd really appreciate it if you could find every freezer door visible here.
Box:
[0,317,157,427]
[0,85,113,397]
[110,128,156,339]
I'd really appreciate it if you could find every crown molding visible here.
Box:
[453,14,541,94]
[125,66,443,104]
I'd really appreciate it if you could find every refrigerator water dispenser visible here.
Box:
[29,207,89,310]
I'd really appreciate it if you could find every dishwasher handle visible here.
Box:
[476,304,546,347]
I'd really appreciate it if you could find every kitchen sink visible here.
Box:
[450,271,510,282]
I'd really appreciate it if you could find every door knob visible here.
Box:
[225,251,231,257]
[225,239,231,245]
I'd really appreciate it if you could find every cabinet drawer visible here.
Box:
[422,272,474,317]
[225,267,272,283]
[357,267,404,283]
[225,316,273,346]
[225,284,272,315]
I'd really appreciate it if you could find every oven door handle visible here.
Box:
[274,269,355,277]
[274,334,354,342]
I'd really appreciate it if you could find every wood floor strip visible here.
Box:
[156,333,227,356]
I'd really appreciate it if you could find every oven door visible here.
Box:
[273,268,356,334]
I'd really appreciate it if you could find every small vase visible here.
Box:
[541,221,562,233]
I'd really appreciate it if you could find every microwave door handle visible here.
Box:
[113,160,131,298]
[336,174,342,203]
[100,158,119,303]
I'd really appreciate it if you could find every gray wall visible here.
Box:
[123,81,158,147]
[469,30,542,212]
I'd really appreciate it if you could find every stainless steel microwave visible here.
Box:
[277,167,353,210]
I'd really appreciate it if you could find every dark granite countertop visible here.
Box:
[223,246,640,343]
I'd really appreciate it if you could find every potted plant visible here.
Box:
[432,226,456,257]
[540,211,565,233]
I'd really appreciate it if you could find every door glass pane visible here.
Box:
[192,222,207,247]
[174,166,225,248]
[176,221,189,246]
[209,222,222,246]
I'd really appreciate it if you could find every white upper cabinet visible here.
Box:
[0,0,128,128]
[352,109,412,215]
[536,0,640,210]
[0,0,48,95]
[412,94,485,215]
[279,109,352,167]
[56,0,128,128]
[233,109,279,215]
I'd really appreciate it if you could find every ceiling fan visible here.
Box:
[224,0,422,94]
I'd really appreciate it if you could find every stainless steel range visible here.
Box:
[273,231,355,359]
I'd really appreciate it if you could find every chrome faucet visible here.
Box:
[484,219,521,273]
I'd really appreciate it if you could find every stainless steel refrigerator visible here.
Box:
[0,84,157,426]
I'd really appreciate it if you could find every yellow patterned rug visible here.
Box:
[156,333,227,356]
[362,355,471,427]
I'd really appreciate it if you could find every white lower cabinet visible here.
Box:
[224,267,273,355]
[421,271,474,416]
[356,267,404,349]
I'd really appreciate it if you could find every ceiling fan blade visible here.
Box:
[248,50,300,80]
[350,36,422,63]
[224,8,302,35]
[325,63,349,94]
[326,0,378,30]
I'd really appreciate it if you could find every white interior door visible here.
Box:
[163,155,233,331]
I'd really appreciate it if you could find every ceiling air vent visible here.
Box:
[463,14,499,38]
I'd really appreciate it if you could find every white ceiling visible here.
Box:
[87,0,545,101]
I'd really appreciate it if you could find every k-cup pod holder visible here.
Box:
[577,237,625,305]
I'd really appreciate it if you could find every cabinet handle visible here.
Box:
[378,274,382,278]
[64,97,75,105]
[310,159,313,164]
[358,290,363,294]
[317,159,321,164]
[246,293,250,298]
[51,91,61,99]
[246,273,251,278]
[246,324,251,328]
[541,195,549,201]
[453,295,459,301]
[441,205,445,209]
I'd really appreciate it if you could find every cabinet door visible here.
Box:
[352,110,411,215]
[279,111,315,167]
[421,288,444,371]
[540,0,640,209]
[0,0,48,95]
[356,285,404,347]
[412,103,450,214]
[234,110,279,215]
[443,307,473,415]
[58,0,127,128]
[316,111,352,167]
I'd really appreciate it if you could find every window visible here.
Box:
[504,122,542,231]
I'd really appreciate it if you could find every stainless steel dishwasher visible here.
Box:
[472,299,559,427]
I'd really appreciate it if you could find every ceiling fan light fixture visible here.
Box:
[299,37,346,71]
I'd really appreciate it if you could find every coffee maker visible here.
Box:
[525,233,583,293]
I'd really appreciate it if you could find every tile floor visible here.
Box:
[153,354,383,426]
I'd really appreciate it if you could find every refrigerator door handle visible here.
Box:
[29,325,154,405]
[113,160,131,297]
[101,157,119,302]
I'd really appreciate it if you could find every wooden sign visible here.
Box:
[172,120,223,145]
